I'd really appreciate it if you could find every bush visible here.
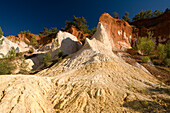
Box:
[29,47,34,53]
[137,32,155,55]
[43,52,52,66]
[163,58,170,67]
[165,41,170,58]
[0,60,15,75]
[0,27,3,38]
[142,56,150,63]
[58,49,63,58]
[7,46,16,60]
[157,43,167,60]
[30,35,38,48]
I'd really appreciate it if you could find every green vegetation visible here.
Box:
[165,41,170,58]
[30,35,38,48]
[132,9,163,21]
[54,40,59,47]
[20,30,30,34]
[113,12,119,19]
[63,16,96,35]
[0,27,4,46]
[40,27,58,36]
[156,42,170,66]
[43,52,52,66]
[122,12,130,23]
[7,46,16,60]
[29,47,34,53]
[142,56,150,63]
[58,48,63,58]
[163,58,170,67]
[0,38,4,46]
[157,44,167,60]
[0,59,15,75]
[137,32,155,55]
[0,27,3,38]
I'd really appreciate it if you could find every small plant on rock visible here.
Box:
[7,46,16,60]
[142,56,150,63]
[43,52,52,66]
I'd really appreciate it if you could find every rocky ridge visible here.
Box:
[0,21,169,112]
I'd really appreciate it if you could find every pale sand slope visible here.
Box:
[0,23,169,113]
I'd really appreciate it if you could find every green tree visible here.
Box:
[0,59,15,75]
[43,52,52,66]
[157,43,167,60]
[137,32,155,55]
[30,35,38,48]
[7,46,16,60]
[40,27,58,36]
[152,9,163,17]
[142,56,150,63]
[113,12,119,19]
[132,9,163,21]
[89,27,97,35]
[0,27,3,38]
[165,41,170,58]
[122,12,130,22]
[64,16,89,34]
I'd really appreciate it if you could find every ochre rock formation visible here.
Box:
[7,33,56,46]
[0,22,170,113]
[66,26,90,42]
[99,13,132,50]
[131,10,170,45]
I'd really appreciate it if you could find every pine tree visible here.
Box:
[30,35,38,48]
[122,12,130,23]
[113,12,119,19]
[0,27,3,38]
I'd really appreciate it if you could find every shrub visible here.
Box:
[142,56,150,63]
[54,40,59,47]
[0,38,4,46]
[165,41,170,58]
[30,35,38,48]
[29,47,34,53]
[43,52,52,66]
[0,59,15,75]
[137,32,154,55]
[157,43,167,60]
[7,46,16,60]
[0,27,3,38]
[163,58,170,67]
[58,49,63,58]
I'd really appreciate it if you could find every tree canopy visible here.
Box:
[40,27,58,36]
[30,35,38,48]
[132,9,163,21]
[113,12,119,19]
[122,12,130,23]
[64,16,96,35]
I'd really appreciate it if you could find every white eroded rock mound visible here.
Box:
[0,36,29,58]
[0,23,169,112]
[0,36,19,57]
[56,31,82,55]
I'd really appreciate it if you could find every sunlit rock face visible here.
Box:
[99,13,132,50]
[56,31,82,55]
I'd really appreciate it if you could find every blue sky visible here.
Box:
[0,0,169,36]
